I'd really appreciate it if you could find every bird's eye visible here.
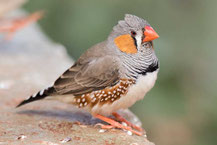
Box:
[131,31,137,37]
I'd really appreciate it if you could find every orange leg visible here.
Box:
[95,114,142,136]
[112,112,144,133]
[0,11,43,40]
[95,123,114,129]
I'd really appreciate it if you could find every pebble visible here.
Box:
[127,131,132,136]
[16,135,27,140]
[122,122,127,127]
[99,129,105,133]
[60,137,72,143]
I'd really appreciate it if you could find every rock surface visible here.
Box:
[0,0,26,16]
[0,10,155,145]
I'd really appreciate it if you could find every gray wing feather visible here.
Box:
[53,56,119,96]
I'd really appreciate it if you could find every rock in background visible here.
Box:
[0,9,154,145]
[0,0,26,16]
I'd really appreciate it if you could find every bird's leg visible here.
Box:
[94,114,142,136]
[112,112,144,133]
[95,123,115,129]
[0,11,43,40]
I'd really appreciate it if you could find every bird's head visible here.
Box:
[108,14,159,55]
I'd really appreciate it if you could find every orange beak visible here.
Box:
[143,26,159,42]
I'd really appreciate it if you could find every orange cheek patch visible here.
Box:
[114,34,137,54]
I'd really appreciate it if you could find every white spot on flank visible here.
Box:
[84,102,87,106]
[90,94,95,99]
[80,103,83,107]
[82,98,85,102]
[81,94,85,98]
[90,70,159,116]
[91,98,96,102]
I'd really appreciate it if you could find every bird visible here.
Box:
[17,14,159,136]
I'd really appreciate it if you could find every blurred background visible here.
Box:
[21,0,217,145]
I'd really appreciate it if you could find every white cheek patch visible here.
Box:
[135,30,143,50]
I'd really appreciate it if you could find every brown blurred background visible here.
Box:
[22,0,217,145]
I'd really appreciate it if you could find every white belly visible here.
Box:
[91,70,159,115]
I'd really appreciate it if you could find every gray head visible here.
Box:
[107,14,159,79]
[112,14,150,35]
[107,14,159,55]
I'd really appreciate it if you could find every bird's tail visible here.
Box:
[16,86,56,108]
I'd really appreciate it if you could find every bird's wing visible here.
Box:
[52,55,120,96]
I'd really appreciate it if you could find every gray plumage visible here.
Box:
[17,14,159,109]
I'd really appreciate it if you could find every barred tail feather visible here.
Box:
[16,86,56,108]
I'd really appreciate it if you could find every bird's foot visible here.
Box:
[0,11,43,40]
[95,123,115,129]
[112,112,145,133]
[94,114,143,136]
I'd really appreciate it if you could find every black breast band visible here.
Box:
[138,62,159,76]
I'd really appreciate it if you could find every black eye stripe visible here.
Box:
[142,28,145,42]
[130,31,137,49]
[131,36,138,49]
